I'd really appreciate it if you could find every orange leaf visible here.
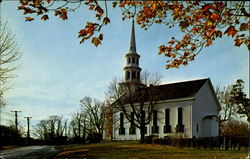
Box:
[224,26,237,37]
[25,17,34,21]
[60,8,68,20]
[95,6,104,17]
[175,44,181,50]
[18,6,25,10]
[215,30,222,38]
[210,13,219,22]
[234,39,243,46]
[240,23,249,31]
[41,15,49,21]
[89,5,95,10]
[79,29,87,37]
[158,45,166,54]
[191,45,196,51]
[103,17,110,25]
[184,52,190,56]
[206,40,212,47]
[189,55,195,61]
[55,10,61,16]
[46,0,51,3]
[92,37,101,47]
[208,28,215,37]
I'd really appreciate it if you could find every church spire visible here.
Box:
[123,20,141,83]
[129,20,137,54]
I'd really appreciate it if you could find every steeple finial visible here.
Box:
[129,19,136,53]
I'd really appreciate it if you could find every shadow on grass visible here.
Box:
[54,141,248,159]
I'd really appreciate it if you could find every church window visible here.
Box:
[137,72,140,80]
[136,59,139,64]
[153,110,157,126]
[120,113,124,128]
[132,58,135,63]
[196,123,199,132]
[126,71,130,80]
[132,71,136,79]
[165,109,170,125]
[178,107,183,125]
[128,58,131,64]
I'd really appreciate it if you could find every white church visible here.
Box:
[112,21,221,140]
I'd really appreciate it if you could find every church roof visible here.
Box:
[112,78,209,106]
[150,78,209,101]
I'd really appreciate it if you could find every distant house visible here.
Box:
[112,21,221,140]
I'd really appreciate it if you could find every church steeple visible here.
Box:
[129,20,136,54]
[124,20,141,83]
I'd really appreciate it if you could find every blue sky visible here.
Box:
[1,2,249,130]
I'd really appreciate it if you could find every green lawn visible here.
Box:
[55,141,248,159]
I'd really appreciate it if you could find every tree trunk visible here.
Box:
[140,124,145,143]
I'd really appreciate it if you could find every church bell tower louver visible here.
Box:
[124,20,141,83]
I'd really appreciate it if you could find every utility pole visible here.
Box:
[24,116,32,138]
[10,110,22,134]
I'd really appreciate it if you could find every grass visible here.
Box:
[54,141,248,159]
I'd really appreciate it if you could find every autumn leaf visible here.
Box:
[208,28,215,37]
[168,40,175,44]
[23,7,36,14]
[18,6,25,10]
[95,6,104,17]
[89,5,95,10]
[46,0,51,3]
[240,23,249,31]
[215,30,222,38]
[79,29,87,37]
[55,10,61,16]
[234,39,243,47]
[175,44,181,50]
[112,2,118,8]
[25,17,34,21]
[99,34,103,41]
[158,45,165,54]
[184,52,190,56]
[92,37,101,47]
[41,15,49,21]
[103,17,110,25]
[189,55,195,61]
[60,8,68,20]
[224,26,237,37]
[191,45,196,51]
[210,13,219,22]
[206,21,213,27]
[179,20,189,30]
[206,40,212,46]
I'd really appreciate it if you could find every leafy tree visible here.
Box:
[16,1,249,69]
[0,21,21,109]
[229,79,250,122]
